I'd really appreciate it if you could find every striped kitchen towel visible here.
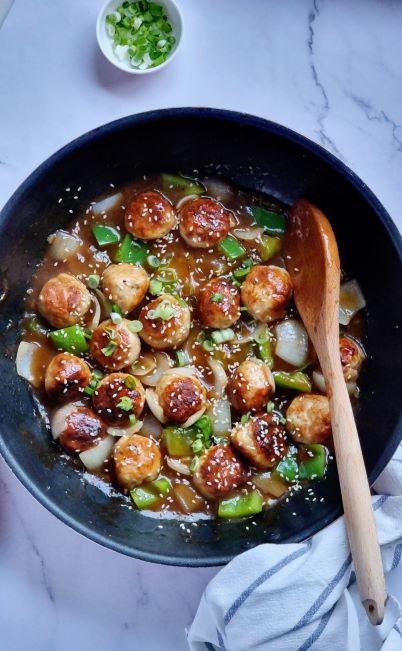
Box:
[187,444,402,651]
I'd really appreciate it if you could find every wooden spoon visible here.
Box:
[283,199,386,625]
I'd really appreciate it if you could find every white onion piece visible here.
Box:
[166,457,192,476]
[208,358,227,397]
[140,353,172,387]
[145,388,167,423]
[16,341,41,388]
[236,328,257,344]
[313,370,357,397]
[181,406,206,429]
[275,319,308,367]
[91,192,122,215]
[232,227,264,241]
[107,420,143,437]
[48,230,81,261]
[131,352,157,377]
[205,179,232,202]
[86,295,101,331]
[141,412,163,439]
[339,280,366,325]
[94,288,112,318]
[51,403,81,440]
[164,366,197,378]
[176,194,199,210]
[252,472,288,498]
[208,398,231,436]
[79,435,114,470]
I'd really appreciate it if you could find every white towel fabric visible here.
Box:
[188,444,402,651]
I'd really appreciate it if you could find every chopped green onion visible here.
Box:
[114,233,148,264]
[146,254,161,269]
[129,414,137,425]
[191,439,204,454]
[87,274,100,289]
[190,456,201,473]
[249,207,286,236]
[176,350,189,367]
[125,376,137,389]
[273,370,312,393]
[101,340,118,357]
[149,278,163,295]
[84,370,103,396]
[266,401,275,413]
[128,320,143,333]
[162,173,205,196]
[233,259,253,279]
[258,235,282,262]
[49,325,89,355]
[111,311,123,324]
[202,339,215,352]
[92,224,120,247]
[211,292,223,303]
[241,412,251,424]
[211,328,235,345]
[117,396,134,411]
[254,325,273,368]
[219,236,246,260]
[218,491,263,519]
[195,415,213,438]
[148,299,176,321]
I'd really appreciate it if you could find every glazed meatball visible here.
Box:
[45,352,91,402]
[227,358,275,413]
[113,434,161,490]
[52,404,106,453]
[286,394,332,444]
[139,294,191,350]
[339,336,365,383]
[231,413,288,469]
[89,319,141,370]
[92,372,145,425]
[192,444,247,500]
[198,277,240,329]
[125,191,176,240]
[156,371,207,424]
[37,273,91,328]
[241,265,293,323]
[101,263,149,315]
[178,197,232,249]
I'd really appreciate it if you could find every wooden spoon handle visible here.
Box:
[326,362,386,624]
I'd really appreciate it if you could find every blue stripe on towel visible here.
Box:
[224,541,312,626]
[373,495,388,510]
[393,624,401,637]
[296,602,336,651]
[216,628,226,649]
[291,554,352,631]
[392,543,402,569]
[205,643,215,651]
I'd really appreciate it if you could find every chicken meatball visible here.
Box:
[339,336,365,383]
[113,434,161,490]
[231,413,288,469]
[198,277,240,329]
[227,358,275,413]
[192,444,247,500]
[52,404,106,453]
[45,352,91,402]
[89,319,141,370]
[92,372,145,425]
[100,263,149,315]
[156,371,207,424]
[241,265,293,323]
[125,191,176,240]
[37,273,91,328]
[286,394,332,444]
[139,294,191,350]
[178,197,232,249]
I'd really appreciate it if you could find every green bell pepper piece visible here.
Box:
[258,234,282,261]
[219,236,246,260]
[162,426,195,456]
[152,478,171,496]
[114,234,148,264]
[273,455,299,482]
[254,325,273,368]
[92,224,120,247]
[273,371,312,392]
[49,324,89,355]
[162,173,205,196]
[249,206,286,236]
[130,486,159,509]
[218,490,263,519]
[299,444,327,480]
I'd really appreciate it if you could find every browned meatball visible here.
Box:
[92,372,145,425]
[241,265,293,323]
[339,336,365,383]
[125,191,176,240]
[286,394,332,444]
[198,277,240,329]
[178,197,232,248]
[192,444,247,500]
[101,263,149,315]
[139,294,191,350]
[227,358,275,413]
[45,352,91,402]
[231,413,288,469]
[156,372,207,424]
[89,319,141,370]
[37,273,91,328]
[113,434,161,490]
[57,406,106,453]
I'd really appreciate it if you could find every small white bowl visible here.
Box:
[96,0,184,74]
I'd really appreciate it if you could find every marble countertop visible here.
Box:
[1,1,401,649]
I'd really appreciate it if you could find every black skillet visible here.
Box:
[0,109,401,566]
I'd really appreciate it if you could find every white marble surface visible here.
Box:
[0,1,402,649]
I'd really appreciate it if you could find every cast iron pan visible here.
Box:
[0,109,401,566]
